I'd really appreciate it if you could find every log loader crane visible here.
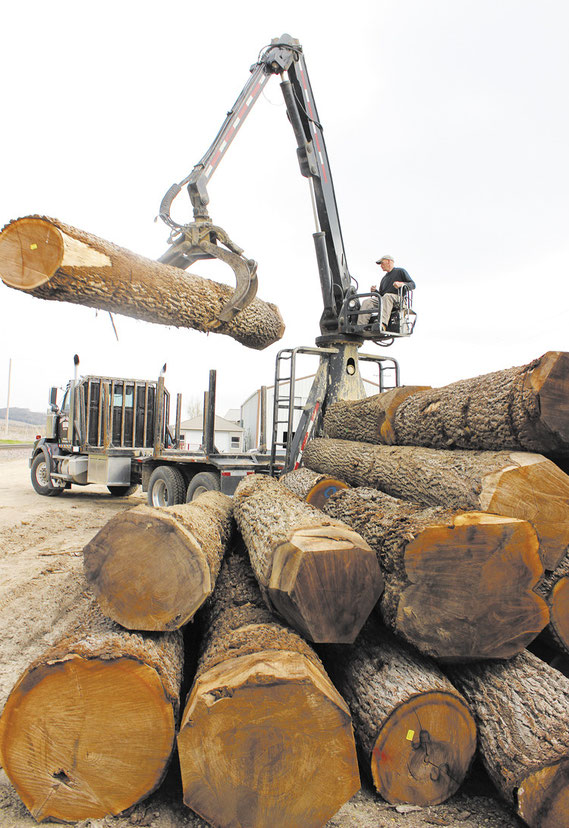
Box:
[158,34,416,473]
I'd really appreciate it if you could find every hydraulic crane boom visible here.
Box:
[158,34,415,343]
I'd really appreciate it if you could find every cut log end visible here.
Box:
[399,513,548,661]
[83,507,211,631]
[178,650,360,828]
[518,759,569,828]
[0,217,64,289]
[531,352,569,446]
[0,655,175,823]
[305,476,348,509]
[371,691,476,807]
[268,525,384,643]
[548,577,569,654]
[482,454,569,570]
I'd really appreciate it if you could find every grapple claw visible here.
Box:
[158,219,258,324]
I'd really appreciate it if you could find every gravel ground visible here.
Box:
[0,449,523,828]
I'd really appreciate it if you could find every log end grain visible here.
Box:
[305,476,349,509]
[0,655,176,822]
[268,525,384,643]
[83,505,211,631]
[517,759,569,828]
[548,576,569,655]
[371,690,476,807]
[0,217,64,289]
[530,351,569,447]
[399,512,549,661]
[177,649,360,828]
[480,453,569,570]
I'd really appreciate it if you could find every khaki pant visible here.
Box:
[380,293,399,328]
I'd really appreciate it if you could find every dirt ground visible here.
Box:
[0,448,523,828]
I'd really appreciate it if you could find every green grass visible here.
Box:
[0,439,32,445]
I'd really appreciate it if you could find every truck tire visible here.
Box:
[147,466,186,507]
[185,472,221,502]
[30,453,64,497]
[107,484,139,497]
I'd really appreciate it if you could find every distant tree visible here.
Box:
[185,396,203,420]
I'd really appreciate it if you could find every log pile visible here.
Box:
[298,351,569,826]
[0,216,285,350]
[3,352,569,828]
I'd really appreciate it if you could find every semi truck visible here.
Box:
[29,360,272,505]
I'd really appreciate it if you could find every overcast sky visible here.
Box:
[1,0,568,418]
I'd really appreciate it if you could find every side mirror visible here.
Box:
[49,387,58,412]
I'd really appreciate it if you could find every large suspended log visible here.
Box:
[324,352,569,455]
[0,593,182,823]
[303,438,569,570]
[177,542,360,828]
[447,650,569,828]
[321,487,548,661]
[321,619,476,805]
[279,466,348,508]
[233,474,383,643]
[0,216,285,350]
[83,491,233,631]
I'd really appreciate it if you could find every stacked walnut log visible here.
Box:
[299,351,569,828]
[2,352,569,828]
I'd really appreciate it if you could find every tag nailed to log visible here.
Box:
[0,216,285,350]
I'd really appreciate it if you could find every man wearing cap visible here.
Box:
[375,255,416,330]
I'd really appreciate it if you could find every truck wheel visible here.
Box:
[147,466,186,507]
[107,484,139,497]
[30,454,64,497]
[185,472,220,502]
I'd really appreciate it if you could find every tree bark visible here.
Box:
[0,590,182,823]
[233,474,383,643]
[320,620,476,805]
[324,385,430,444]
[447,650,569,828]
[303,438,569,570]
[177,542,360,828]
[535,554,569,656]
[279,466,348,508]
[321,487,548,661]
[0,216,285,350]
[83,491,233,631]
[323,352,569,455]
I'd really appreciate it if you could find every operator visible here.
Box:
[376,254,416,330]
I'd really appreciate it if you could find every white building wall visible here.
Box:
[180,428,243,452]
[240,375,379,452]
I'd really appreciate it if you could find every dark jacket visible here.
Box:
[379,267,416,295]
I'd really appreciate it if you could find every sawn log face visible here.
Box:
[303,438,569,570]
[321,487,548,661]
[0,216,285,350]
[83,491,233,631]
[233,474,383,643]
[0,592,182,823]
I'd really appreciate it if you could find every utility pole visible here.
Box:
[4,358,12,439]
